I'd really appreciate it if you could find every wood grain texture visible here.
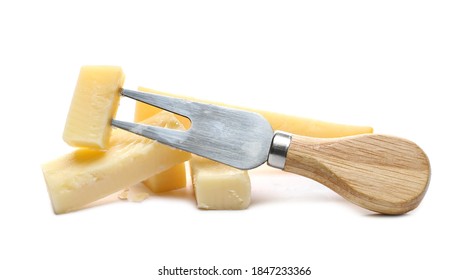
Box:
[284,134,430,214]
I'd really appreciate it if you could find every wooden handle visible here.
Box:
[283,134,431,214]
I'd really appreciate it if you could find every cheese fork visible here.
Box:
[112,89,431,215]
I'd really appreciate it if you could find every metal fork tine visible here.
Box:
[111,120,188,150]
[113,89,273,169]
[121,89,193,118]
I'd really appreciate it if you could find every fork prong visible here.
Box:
[121,89,193,118]
[111,120,188,149]
[115,89,273,169]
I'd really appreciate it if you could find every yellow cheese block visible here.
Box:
[42,112,191,214]
[190,156,251,210]
[135,87,373,137]
[142,162,187,193]
[63,66,125,149]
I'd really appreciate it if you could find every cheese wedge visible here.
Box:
[190,156,251,210]
[43,112,191,214]
[135,87,373,137]
[63,66,125,149]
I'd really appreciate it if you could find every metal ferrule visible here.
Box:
[267,131,292,170]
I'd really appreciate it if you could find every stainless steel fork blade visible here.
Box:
[113,89,274,169]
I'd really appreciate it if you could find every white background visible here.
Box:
[1,1,467,279]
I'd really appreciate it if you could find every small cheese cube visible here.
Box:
[63,66,125,149]
[190,156,251,210]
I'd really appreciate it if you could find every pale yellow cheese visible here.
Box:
[190,156,251,210]
[43,112,191,214]
[63,66,125,149]
[135,87,373,137]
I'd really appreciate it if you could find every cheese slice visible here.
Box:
[63,66,125,149]
[43,112,191,214]
[190,156,251,210]
[135,87,373,137]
